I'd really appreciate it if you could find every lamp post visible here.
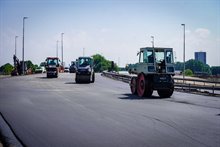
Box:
[151,36,154,48]
[181,24,185,83]
[22,17,28,75]
[56,40,59,58]
[15,36,18,56]
[61,33,64,67]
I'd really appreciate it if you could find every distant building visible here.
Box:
[195,51,206,64]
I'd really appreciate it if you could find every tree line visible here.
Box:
[1,56,219,76]
[0,54,119,75]
[0,60,38,75]
[175,59,220,76]
[92,54,119,72]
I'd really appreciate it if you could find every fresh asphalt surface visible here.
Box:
[0,73,220,147]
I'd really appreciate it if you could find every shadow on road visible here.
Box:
[118,94,169,100]
[65,82,90,85]
[36,77,48,79]
[36,77,60,79]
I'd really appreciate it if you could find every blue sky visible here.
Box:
[0,0,220,67]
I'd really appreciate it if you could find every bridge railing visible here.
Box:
[102,71,220,95]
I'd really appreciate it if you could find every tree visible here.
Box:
[26,60,37,72]
[0,63,13,75]
[185,59,211,74]
[211,66,220,75]
[175,59,211,75]
[92,54,119,72]
[174,62,183,71]
[184,69,193,76]
[202,64,211,74]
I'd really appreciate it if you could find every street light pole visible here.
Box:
[56,40,59,58]
[15,36,18,56]
[22,17,28,75]
[181,24,185,83]
[151,36,154,48]
[61,33,64,67]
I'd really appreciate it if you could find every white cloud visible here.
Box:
[100,28,111,33]
[195,28,210,39]
[165,27,219,66]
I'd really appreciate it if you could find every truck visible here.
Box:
[75,57,95,83]
[45,57,60,78]
[129,47,175,98]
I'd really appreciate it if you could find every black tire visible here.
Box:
[75,75,79,83]
[130,77,137,94]
[157,86,174,98]
[145,77,153,97]
[55,73,58,78]
[145,85,153,97]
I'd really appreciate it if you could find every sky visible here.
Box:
[0,0,220,67]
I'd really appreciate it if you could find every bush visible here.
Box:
[92,54,119,72]
[184,69,193,76]
[211,66,220,75]
[0,63,14,75]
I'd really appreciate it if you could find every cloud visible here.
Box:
[100,28,111,33]
[195,28,210,39]
[168,27,219,66]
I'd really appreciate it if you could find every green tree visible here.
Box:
[174,62,183,71]
[0,63,13,75]
[185,59,211,74]
[92,54,119,72]
[184,69,193,76]
[26,60,33,69]
[211,66,220,75]
[26,60,37,72]
[202,64,211,74]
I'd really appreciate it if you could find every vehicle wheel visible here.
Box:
[137,73,146,97]
[91,73,95,83]
[130,77,137,94]
[137,73,153,97]
[75,79,79,83]
[47,74,50,78]
[145,78,153,97]
[157,86,174,98]
[75,75,79,83]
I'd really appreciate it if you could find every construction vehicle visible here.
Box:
[11,55,27,76]
[45,57,60,78]
[75,57,95,83]
[129,47,175,98]
[69,61,77,73]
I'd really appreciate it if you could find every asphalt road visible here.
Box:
[0,73,220,147]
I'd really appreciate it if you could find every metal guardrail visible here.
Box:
[102,72,131,83]
[174,77,220,86]
[102,71,220,95]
